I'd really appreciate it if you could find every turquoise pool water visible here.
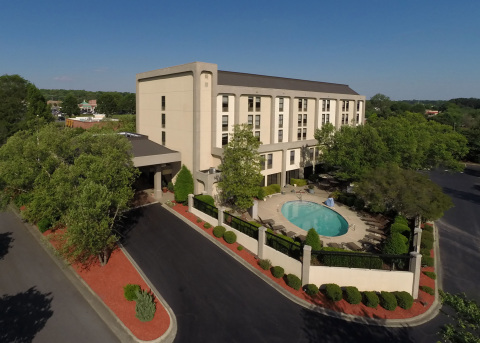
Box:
[281,201,348,237]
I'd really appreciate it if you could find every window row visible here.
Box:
[248,96,261,112]
[260,153,273,170]
[247,115,261,129]
[297,128,307,141]
[297,114,307,127]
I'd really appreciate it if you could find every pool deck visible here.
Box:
[258,185,376,249]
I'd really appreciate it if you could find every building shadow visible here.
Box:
[0,232,14,260]
[0,287,53,343]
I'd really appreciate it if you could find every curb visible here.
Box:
[8,205,176,343]
[163,203,441,328]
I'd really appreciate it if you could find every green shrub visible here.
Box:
[344,286,362,305]
[123,284,141,301]
[319,250,383,269]
[394,291,414,309]
[420,248,431,257]
[345,196,355,207]
[195,194,215,206]
[382,232,409,255]
[237,245,243,251]
[324,283,343,302]
[421,238,434,250]
[304,284,319,296]
[353,198,365,210]
[268,184,281,194]
[271,266,284,278]
[423,271,437,280]
[394,216,408,226]
[422,230,434,242]
[380,291,397,311]
[362,291,380,308]
[167,181,174,192]
[174,165,194,203]
[213,226,226,238]
[423,223,434,233]
[37,218,52,233]
[422,256,434,267]
[135,290,156,322]
[258,259,271,270]
[257,187,266,200]
[305,228,322,250]
[420,286,435,295]
[290,178,307,187]
[223,230,237,244]
[204,222,212,229]
[390,223,410,237]
[286,274,302,290]
[196,217,203,223]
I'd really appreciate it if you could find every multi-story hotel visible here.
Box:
[136,62,365,197]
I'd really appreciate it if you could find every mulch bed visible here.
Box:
[172,202,436,320]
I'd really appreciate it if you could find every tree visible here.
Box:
[217,123,263,213]
[97,93,118,116]
[174,165,194,203]
[354,164,453,220]
[305,228,322,250]
[117,93,136,114]
[62,93,80,116]
[369,93,392,118]
[0,74,30,144]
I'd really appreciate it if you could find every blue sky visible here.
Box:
[1,0,479,100]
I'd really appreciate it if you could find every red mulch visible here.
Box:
[43,229,170,341]
[172,202,436,319]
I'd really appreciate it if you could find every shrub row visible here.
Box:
[262,184,281,196]
[423,223,434,233]
[258,259,271,271]
[316,249,383,269]
[423,271,437,280]
[123,284,156,322]
[290,178,308,187]
[286,274,301,290]
[195,194,215,206]
[420,286,435,295]
[422,256,434,267]
[394,215,408,226]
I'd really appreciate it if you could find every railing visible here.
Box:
[265,231,302,261]
[223,212,258,240]
[311,250,410,271]
[193,197,218,219]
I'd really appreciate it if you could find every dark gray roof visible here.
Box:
[218,70,359,95]
[122,133,177,157]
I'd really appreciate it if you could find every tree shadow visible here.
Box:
[0,232,14,260]
[114,207,144,246]
[0,287,53,343]
[442,187,480,206]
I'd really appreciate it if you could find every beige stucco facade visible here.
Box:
[137,62,366,194]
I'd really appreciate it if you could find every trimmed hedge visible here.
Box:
[286,274,301,290]
[390,223,411,238]
[317,250,383,269]
[362,291,380,308]
[258,259,271,271]
[290,178,308,187]
[204,222,212,229]
[394,291,414,309]
[37,217,52,233]
[380,291,397,311]
[420,286,435,295]
[262,184,281,197]
[223,230,237,244]
[271,266,284,279]
[304,284,319,296]
[422,230,434,242]
[423,271,437,280]
[420,248,431,257]
[324,283,343,302]
[382,232,409,255]
[195,194,215,206]
[421,238,434,250]
[305,228,322,250]
[394,216,408,226]
[174,165,194,203]
[123,284,141,301]
[213,226,226,238]
[422,256,434,267]
[423,223,434,233]
[344,286,362,305]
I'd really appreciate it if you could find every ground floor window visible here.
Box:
[267,173,280,186]
[286,169,300,185]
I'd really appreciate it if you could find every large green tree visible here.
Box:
[62,93,80,116]
[97,93,118,116]
[217,123,263,213]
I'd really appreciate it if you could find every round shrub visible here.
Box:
[167,181,174,192]
[423,271,437,280]
[344,286,362,305]
[324,283,343,302]
[304,284,319,296]
[305,228,322,250]
[420,286,435,295]
[257,187,266,200]
[354,198,365,210]
[420,238,434,250]
[213,226,226,237]
[286,274,301,290]
[380,291,397,311]
[423,223,434,233]
[390,223,410,237]
[394,216,408,226]
[123,284,141,301]
[394,291,414,310]
[382,232,409,255]
[362,291,380,308]
[196,217,203,223]
[37,217,52,233]
[422,230,434,242]
[422,256,434,267]
[420,248,431,257]
[258,259,271,271]
[223,230,237,244]
[237,245,244,251]
[204,222,212,229]
[271,266,284,279]
[195,194,215,206]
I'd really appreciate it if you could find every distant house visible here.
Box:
[425,110,439,116]
[66,114,118,129]
[78,99,97,114]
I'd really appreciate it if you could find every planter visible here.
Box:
[162,187,168,193]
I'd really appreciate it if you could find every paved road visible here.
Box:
[0,211,121,343]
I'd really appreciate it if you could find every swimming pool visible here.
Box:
[281,201,348,237]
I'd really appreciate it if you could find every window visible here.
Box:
[326,113,330,123]
[248,97,254,112]
[222,95,229,112]
[222,115,228,131]
[255,131,260,140]
[161,96,165,111]
[357,101,361,111]
[267,154,273,169]
[297,128,302,140]
[322,113,325,124]
[161,113,165,128]
[303,128,307,140]
[260,154,265,170]
[298,99,302,111]
[279,97,284,112]
[278,129,283,143]
[346,101,350,111]
[356,113,360,123]
[345,114,349,124]
[299,98,307,111]
[309,148,314,161]
[298,114,302,126]
[255,97,261,111]
[326,100,330,111]
[290,150,295,165]
[161,131,166,145]
[322,99,330,112]
[267,173,280,186]
[342,114,345,125]
[303,114,307,126]
[255,115,260,129]
[303,99,308,111]
[222,133,228,147]
[248,115,253,127]
[279,114,283,128]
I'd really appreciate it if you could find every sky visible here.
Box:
[1,0,479,100]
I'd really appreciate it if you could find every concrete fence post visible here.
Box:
[218,207,224,227]
[258,226,266,260]
[188,194,194,213]
[410,251,422,299]
[414,228,422,253]
[302,245,312,286]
